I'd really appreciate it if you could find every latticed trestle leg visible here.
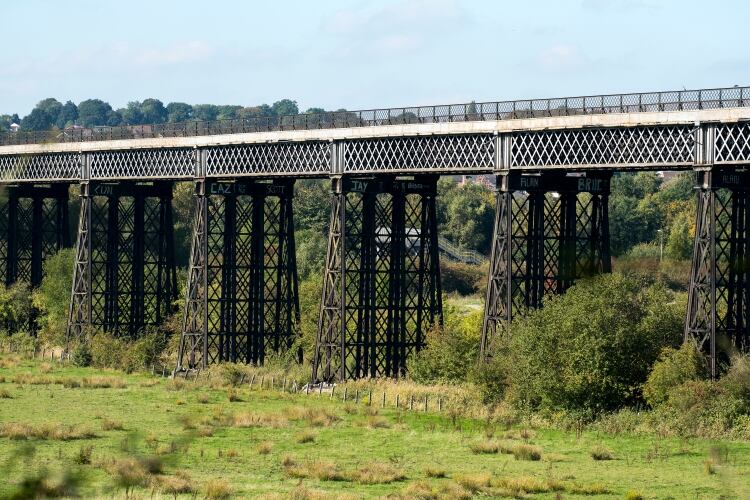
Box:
[66,181,177,343]
[313,175,442,382]
[0,184,70,333]
[685,169,750,377]
[481,172,611,356]
[176,179,300,371]
[0,184,71,288]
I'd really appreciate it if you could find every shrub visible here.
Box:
[33,249,74,345]
[643,342,704,407]
[73,445,93,465]
[720,354,750,411]
[0,283,34,334]
[71,342,92,367]
[505,273,683,414]
[590,445,614,461]
[441,260,485,295]
[408,305,482,383]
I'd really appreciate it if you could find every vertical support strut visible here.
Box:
[481,172,611,355]
[67,181,177,343]
[176,179,299,371]
[313,175,442,381]
[685,169,750,376]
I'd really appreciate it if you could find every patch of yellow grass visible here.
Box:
[232,411,289,429]
[0,422,96,441]
[353,462,406,484]
[101,418,124,431]
[257,441,273,455]
[295,429,317,444]
[469,439,499,454]
[204,478,233,499]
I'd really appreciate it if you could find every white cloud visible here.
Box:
[537,44,588,72]
[322,0,469,56]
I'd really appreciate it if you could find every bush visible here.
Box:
[89,330,168,373]
[0,283,34,334]
[32,248,74,345]
[71,342,92,367]
[441,260,485,296]
[504,273,683,414]
[643,342,704,407]
[408,305,482,383]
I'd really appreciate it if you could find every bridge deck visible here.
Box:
[0,91,748,183]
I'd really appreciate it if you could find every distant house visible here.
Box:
[9,123,20,133]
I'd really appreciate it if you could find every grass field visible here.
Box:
[1,353,749,499]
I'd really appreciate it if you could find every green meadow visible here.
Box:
[1,353,749,499]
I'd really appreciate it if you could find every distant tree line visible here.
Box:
[0,97,332,132]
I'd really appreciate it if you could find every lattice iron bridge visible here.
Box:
[0,86,749,379]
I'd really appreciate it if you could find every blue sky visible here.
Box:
[1,0,748,115]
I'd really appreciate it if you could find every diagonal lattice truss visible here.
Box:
[206,142,330,177]
[177,179,300,370]
[343,135,495,174]
[2,121,750,182]
[685,169,750,377]
[511,125,695,169]
[67,181,177,342]
[90,149,195,179]
[481,172,611,356]
[313,176,442,381]
[715,122,750,164]
[0,153,79,182]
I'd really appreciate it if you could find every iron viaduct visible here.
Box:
[0,87,748,379]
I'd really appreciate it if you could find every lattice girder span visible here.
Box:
[176,178,300,370]
[313,175,442,382]
[685,169,750,377]
[481,171,612,356]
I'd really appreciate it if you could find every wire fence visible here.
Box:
[2,86,748,146]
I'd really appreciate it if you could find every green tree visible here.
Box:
[78,99,115,127]
[272,99,299,116]
[294,180,330,233]
[238,105,273,120]
[139,98,168,123]
[437,179,494,254]
[503,273,683,414]
[56,101,78,128]
[666,211,693,260]
[21,108,54,131]
[32,249,74,346]
[119,102,144,125]
[192,104,220,121]
[166,102,193,122]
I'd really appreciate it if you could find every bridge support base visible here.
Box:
[481,172,611,355]
[67,181,177,342]
[313,175,442,381]
[177,179,299,370]
[685,169,750,377]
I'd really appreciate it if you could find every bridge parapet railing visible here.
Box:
[1,87,748,147]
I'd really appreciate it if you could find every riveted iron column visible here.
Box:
[313,175,442,381]
[67,154,93,345]
[685,169,750,377]
[177,177,209,370]
[177,178,299,371]
[481,172,612,356]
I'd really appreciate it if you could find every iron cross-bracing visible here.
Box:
[0,86,748,379]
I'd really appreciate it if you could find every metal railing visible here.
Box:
[2,86,748,147]
[438,236,485,265]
